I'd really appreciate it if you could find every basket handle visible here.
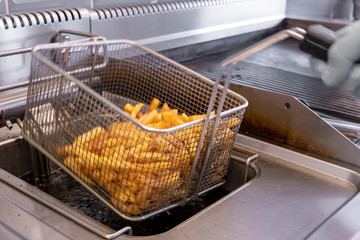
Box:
[0,29,105,58]
[190,27,306,197]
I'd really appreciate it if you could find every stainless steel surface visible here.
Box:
[354,0,360,20]
[0,169,117,240]
[324,118,360,141]
[0,8,90,88]
[1,168,133,239]
[306,191,360,239]
[286,0,354,23]
[0,130,32,178]
[0,87,27,121]
[23,39,247,220]
[147,134,358,240]
[2,128,360,239]
[0,196,71,240]
[232,85,360,167]
[7,0,91,13]
[231,149,258,184]
[89,0,286,52]
[0,0,8,14]
[92,0,182,9]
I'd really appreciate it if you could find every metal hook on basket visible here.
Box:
[183,27,307,200]
[50,30,109,77]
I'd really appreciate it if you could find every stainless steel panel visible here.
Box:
[0,0,8,14]
[7,0,91,13]
[0,8,90,88]
[307,193,360,239]
[354,0,360,20]
[0,170,109,240]
[230,84,360,167]
[90,0,286,52]
[0,196,71,240]
[135,134,359,240]
[286,0,354,23]
[92,0,180,8]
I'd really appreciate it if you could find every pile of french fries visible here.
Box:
[57,98,240,216]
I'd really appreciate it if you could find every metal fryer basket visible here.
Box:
[22,39,248,220]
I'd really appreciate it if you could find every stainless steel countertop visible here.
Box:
[1,133,359,239]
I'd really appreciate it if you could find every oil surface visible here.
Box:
[36,169,229,236]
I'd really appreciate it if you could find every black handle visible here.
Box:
[300,24,360,63]
[300,24,338,62]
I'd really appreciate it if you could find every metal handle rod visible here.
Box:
[231,153,258,184]
[192,27,306,197]
[221,28,305,67]
[0,47,33,57]
[0,30,104,58]
[0,30,107,93]
[56,29,104,39]
[0,81,29,92]
[243,153,258,184]
[324,118,360,134]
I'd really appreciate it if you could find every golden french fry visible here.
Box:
[140,110,161,125]
[172,147,191,168]
[152,120,172,129]
[136,173,157,187]
[64,156,95,185]
[162,111,185,126]
[147,136,176,153]
[107,122,133,138]
[97,167,117,186]
[188,111,215,122]
[129,142,149,154]
[180,113,189,122]
[59,97,229,216]
[147,98,161,113]
[136,193,151,209]
[56,144,74,157]
[124,103,134,114]
[131,103,144,119]
[103,137,122,148]
[161,103,171,112]
[71,126,107,155]
[226,117,241,128]
[165,170,181,187]
[118,177,140,196]
[169,109,178,115]
[75,148,104,171]
[131,151,171,163]
[102,145,126,159]
[136,111,144,119]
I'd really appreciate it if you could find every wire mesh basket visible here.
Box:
[22,39,248,220]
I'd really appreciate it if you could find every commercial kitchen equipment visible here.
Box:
[1,0,360,239]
